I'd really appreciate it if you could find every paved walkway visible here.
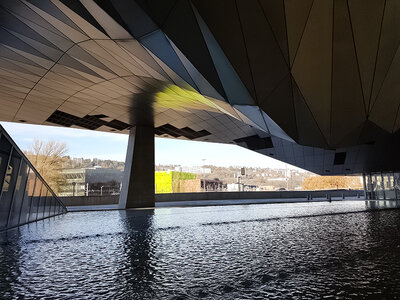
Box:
[66,197,362,212]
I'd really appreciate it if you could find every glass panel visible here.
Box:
[48,196,54,217]
[51,196,56,216]
[29,178,42,222]
[44,190,51,218]
[373,174,385,200]
[51,196,58,215]
[37,184,47,220]
[369,174,373,199]
[55,200,60,214]
[44,189,50,218]
[8,161,29,228]
[19,170,35,225]
[384,173,396,200]
[395,173,400,199]
[0,149,21,229]
[0,134,12,189]
[50,196,55,215]
[364,174,370,199]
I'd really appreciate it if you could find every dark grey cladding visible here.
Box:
[0,0,399,175]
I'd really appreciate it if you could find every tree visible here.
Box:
[24,140,68,194]
[302,175,362,190]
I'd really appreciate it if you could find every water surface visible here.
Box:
[1,200,400,299]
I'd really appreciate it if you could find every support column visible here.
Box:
[119,125,154,209]
[362,172,367,200]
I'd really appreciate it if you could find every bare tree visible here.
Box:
[302,175,362,190]
[24,139,68,194]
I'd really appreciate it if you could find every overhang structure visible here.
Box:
[0,0,399,175]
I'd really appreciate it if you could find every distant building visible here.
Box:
[59,167,123,196]
[258,185,275,191]
[72,157,83,164]
[60,169,226,196]
[268,177,287,181]
[60,168,85,196]
[155,171,197,193]
[200,178,226,192]
[174,166,212,174]
[227,183,258,192]
[155,171,225,193]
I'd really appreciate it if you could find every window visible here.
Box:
[8,161,29,228]
[0,149,21,229]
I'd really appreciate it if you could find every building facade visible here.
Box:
[364,173,400,200]
[59,167,123,196]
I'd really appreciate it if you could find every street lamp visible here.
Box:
[100,185,104,196]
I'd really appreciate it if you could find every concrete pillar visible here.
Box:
[362,173,367,200]
[119,125,155,209]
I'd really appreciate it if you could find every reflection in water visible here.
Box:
[118,210,156,298]
[366,199,400,209]
[0,232,20,299]
[1,201,400,299]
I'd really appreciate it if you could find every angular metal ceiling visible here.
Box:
[0,0,399,175]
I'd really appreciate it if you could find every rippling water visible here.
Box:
[1,200,400,299]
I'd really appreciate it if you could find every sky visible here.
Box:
[0,122,304,170]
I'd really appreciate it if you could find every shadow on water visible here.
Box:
[118,209,157,299]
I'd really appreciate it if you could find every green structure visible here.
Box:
[155,171,196,194]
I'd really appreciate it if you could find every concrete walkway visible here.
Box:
[66,197,362,212]
[67,204,119,211]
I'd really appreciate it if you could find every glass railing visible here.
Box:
[0,124,67,231]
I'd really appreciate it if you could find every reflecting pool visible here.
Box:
[1,200,400,299]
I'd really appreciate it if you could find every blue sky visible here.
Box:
[0,122,302,170]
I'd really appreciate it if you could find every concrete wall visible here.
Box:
[61,189,363,206]
[155,190,363,202]
[61,195,119,206]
